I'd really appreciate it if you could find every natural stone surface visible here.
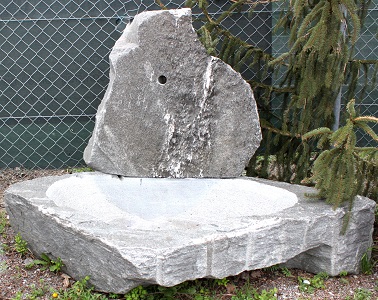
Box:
[5,173,375,293]
[84,8,261,178]
[45,175,298,221]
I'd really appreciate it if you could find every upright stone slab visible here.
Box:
[84,8,261,178]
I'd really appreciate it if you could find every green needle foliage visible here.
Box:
[303,99,378,232]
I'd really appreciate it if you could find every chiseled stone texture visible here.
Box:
[84,8,261,178]
[5,173,375,293]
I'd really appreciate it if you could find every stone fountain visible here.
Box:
[5,8,375,294]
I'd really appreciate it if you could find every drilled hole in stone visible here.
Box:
[158,75,167,84]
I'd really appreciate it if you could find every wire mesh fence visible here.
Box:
[0,0,377,169]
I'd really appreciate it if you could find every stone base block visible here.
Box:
[4,173,375,293]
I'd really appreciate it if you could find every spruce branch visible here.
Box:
[302,127,332,141]
[230,0,282,4]
[260,120,301,138]
[307,100,377,232]
[354,122,378,141]
[354,116,378,123]
[349,59,378,64]
[247,80,294,93]
[347,98,357,118]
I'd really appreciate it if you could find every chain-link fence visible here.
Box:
[1,0,377,169]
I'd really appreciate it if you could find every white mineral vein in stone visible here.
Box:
[201,57,214,110]
[144,61,154,82]
[163,113,175,148]
[171,7,191,26]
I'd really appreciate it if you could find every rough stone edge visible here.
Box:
[254,178,376,274]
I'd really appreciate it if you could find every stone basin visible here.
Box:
[46,175,298,223]
[5,172,375,293]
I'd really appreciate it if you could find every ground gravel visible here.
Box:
[0,168,377,299]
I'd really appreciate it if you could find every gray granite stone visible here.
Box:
[5,173,375,293]
[84,8,261,178]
